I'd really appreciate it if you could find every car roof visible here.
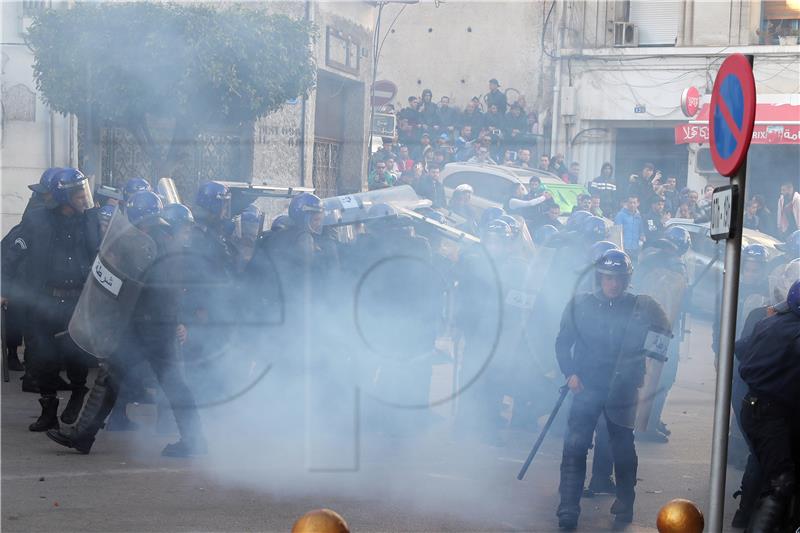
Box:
[664,218,784,252]
[440,162,563,185]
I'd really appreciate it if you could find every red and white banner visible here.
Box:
[675,123,800,145]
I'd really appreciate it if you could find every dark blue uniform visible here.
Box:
[736,308,800,532]
[555,291,669,525]
[1,207,101,396]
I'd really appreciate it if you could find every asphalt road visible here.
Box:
[2,315,743,532]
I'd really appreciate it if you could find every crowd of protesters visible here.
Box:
[369,79,799,255]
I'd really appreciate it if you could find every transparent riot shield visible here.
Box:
[601,293,673,430]
[322,185,431,227]
[157,177,181,205]
[627,269,685,431]
[68,210,157,358]
[608,224,624,250]
[768,260,800,305]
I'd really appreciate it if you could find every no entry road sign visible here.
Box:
[709,54,756,177]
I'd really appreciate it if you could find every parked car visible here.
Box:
[663,218,784,316]
[440,162,586,216]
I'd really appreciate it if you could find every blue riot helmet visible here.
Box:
[787,279,800,317]
[484,219,513,238]
[29,167,64,209]
[289,192,324,234]
[98,204,116,236]
[533,224,559,246]
[195,181,231,222]
[241,204,263,240]
[122,177,152,203]
[742,244,768,263]
[98,204,116,223]
[776,230,800,259]
[29,167,63,194]
[161,203,195,227]
[161,203,194,245]
[479,207,505,230]
[498,214,522,238]
[126,191,163,226]
[663,226,691,256]
[741,243,769,286]
[580,215,608,242]
[270,214,294,232]
[50,168,93,213]
[595,249,633,294]
[588,240,619,264]
[566,210,592,232]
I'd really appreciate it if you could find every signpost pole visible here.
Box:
[707,53,753,533]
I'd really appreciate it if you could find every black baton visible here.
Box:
[517,385,569,480]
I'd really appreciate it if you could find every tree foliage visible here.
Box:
[26,2,316,176]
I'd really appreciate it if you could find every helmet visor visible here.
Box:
[67,179,94,213]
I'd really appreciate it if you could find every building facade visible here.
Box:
[549,0,800,199]
[1,0,76,233]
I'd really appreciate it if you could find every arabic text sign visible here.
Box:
[674,124,800,145]
[92,256,123,297]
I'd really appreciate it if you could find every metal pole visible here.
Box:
[707,157,748,532]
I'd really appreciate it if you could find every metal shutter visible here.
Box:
[629,0,682,46]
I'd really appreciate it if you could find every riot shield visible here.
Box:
[601,293,673,430]
[322,185,431,227]
[68,210,157,358]
[768,261,800,305]
[608,224,624,251]
[157,178,181,205]
[496,247,555,423]
[628,268,685,431]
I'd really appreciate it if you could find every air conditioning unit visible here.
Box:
[613,22,639,47]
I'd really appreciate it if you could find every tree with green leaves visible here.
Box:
[27,2,316,181]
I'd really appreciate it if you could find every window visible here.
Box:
[628,0,681,46]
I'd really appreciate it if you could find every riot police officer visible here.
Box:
[121,177,153,207]
[1,168,101,431]
[2,168,66,377]
[555,249,671,529]
[736,280,800,532]
[46,191,206,457]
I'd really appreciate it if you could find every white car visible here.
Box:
[440,162,583,215]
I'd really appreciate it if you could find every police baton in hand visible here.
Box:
[517,384,569,480]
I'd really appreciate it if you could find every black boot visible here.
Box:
[746,473,794,533]
[7,350,24,372]
[161,437,208,458]
[60,386,88,425]
[610,498,634,524]
[611,449,637,524]
[557,455,586,529]
[45,367,117,455]
[29,397,59,432]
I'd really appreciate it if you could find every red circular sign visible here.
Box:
[681,86,701,117]
[371,80,398,107]
[709,54,756,178]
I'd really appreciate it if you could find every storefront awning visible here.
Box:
[675,101,800,145]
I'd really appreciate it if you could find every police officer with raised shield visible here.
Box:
[46,191,206,457]
[554,249,671,529]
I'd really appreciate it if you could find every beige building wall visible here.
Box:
[377,1,550,117]
[1,0,76,233]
